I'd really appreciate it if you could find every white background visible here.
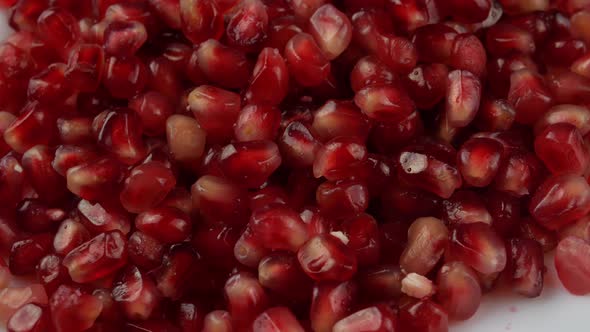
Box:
[0,9,589,332]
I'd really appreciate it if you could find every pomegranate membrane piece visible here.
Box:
[0,0,589,330]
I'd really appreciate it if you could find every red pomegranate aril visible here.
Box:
[49,285,103,332]
[191,224,239,270]
[350,56,396,93]
[249,205,309,252]
[448,222,507,274]
[308,4,351,60]
[445,69,482,127]
[148,0,181,29]
[128,91,174,136]
[559,216,590,242]
[284,33,331,87]
[546,70,590,105]
[399,299,448,332]
[475,98,516,131]
[9,233,53,275]
[165,114,206,166]
[316,180,369,219]
[310,281,357,332]
[258,252,313,300]
[288,0,327,21]
[192,175,249,226]
[21,145,68,204]
[179,0,224,44]
[96,109,147,165]
[508,69,554,124]
[358,265,403,301]
[3,103,56,154]
[102,55,148,99]
[224,272,269,328]
[36,254,69,296]
[57,117,94,144]
[458,137,504,187]
[374,34,417,74]
[202,310,232,332]
[17,199,65,233]
[354,84,416,123]
[341,213,380,267]
[437,261,481,320]
[0,285,48,324]
[403,63,448,110]
[252,307,304,332]
[36,7,79,57]
[412,23,457,64]
[196,39,252,89]
[53,218,90,255]
[245,48,289,106]
[529,174,590,230]
[486,23,535,56]
[219,140,281,188]
[571,11,590,45]
[442,191,492,225]
[188,85,241,143]
[519,218,558,252]
[506,238,544,297]
[543,37,587,68]
[234,104,281,142]
[312,100,370,142]
[127,231,165,270]
[485,190,522,237]
[535,123,588,175]
[297,233,357,281]
[146,57,184,102]
[226,0,268,52]
[120,161,176,213]
[279,121,321,168]
[332,304,397,332]
[369,111,423,154]
[175,300,206,332]
[103,21,147,57]
[112,266,160,320]
[135,207,191,244]
[78,199,131,235]
[493,152,544,197]
[0,154,25,208]
[535,104,590,135]
[555,236,590,295]
[401,272,435,299]
[400,217,448,275]
[313,136,367,180]
[27,63,72,104]
[62,230,128,283]
[7,303,49,332]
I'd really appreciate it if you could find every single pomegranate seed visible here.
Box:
[442,191,493,225]
[249,205,309,252]
[474,98,516,131]
[202,310,233,332]
[226,0,269,52]
[457,137,504,187]
[179,0,224,44]
[62,230,128,283]
[397,141,462,199]
[316,180,369,219]
[191,175,249,226]
[493,151,544,197]
[449,34,487,78]
[529,174,590,230]
[9,233,53,275]
[448,222,507,274]
[444,0,492,23]
[508,69,554,124]
[146,57,184,102]
[165,114,206,166]
[312,101,370,142]
[484,190,522,237]
[310,281,358,332]
[252,307,305,332]
[288,0,327,21]
[403,63,448,110]
[196,39,252,89]
[401,272,436,298]
[127,231,165,270]
[341,213,380,267]
[188,85,241,143]
[279,121,321,168]
[112,266,161,320]
[350,56,396,93]
[3,103,56,154]
[374,34,417,74]
[49,285,103,332]
[148,0,181,29]
[559,216,590,243]
[120,161,176,213]
[77,199,131,234]
[519,218,558,252]
[21,145,68,204]
[27,63,72,104]
[234,104,281,142]
[543,37,587,68]
[53,219,90,255]
[56,117,94,144]
[546,70,590,105]
[7,303,49,332]
[436,261,481,320]
[156,244,212,299]
[486,23,535,57]
[354,84,416,123]
[445,69,482,127]
[224,271,269,328]
[0,285,48,324]
[333,304,398,332]
[258,252,313,301]
[308,4,352,60]
[36,254,70,296]
[284,33,331,87]
[135,207,191,244]
[399,299,448,332]
[174,300,206,332]
[36,8,79,58]
[400,217,448,275]
[103,21,147,57]
[128,91,173,136]
[358,264,403,301]
[16,199,65,233]
[534,123,589,175]
[102,55,148,99]
[245,48,289,106]
[218,140,281,188]
[535,104,590,136]
[487,54,538,97]
[555,236,590,295]
[313,136,367,180]
[297,233,357,281]
[506,238,544,297]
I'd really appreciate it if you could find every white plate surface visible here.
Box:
[0,10,589,332]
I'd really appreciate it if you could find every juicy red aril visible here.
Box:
[188,85,241,143]
[111,266,160,320]
[448,222,507,274]
[399,299,449,332]
[316,180,369,219]
[437,261,482,320]
[77,199,131,234]
[21,145,68,204]
[555,236,590,295]
[135,207,191,244]
[119,161,176,213]
[506,238,545,297]
[179,0,224,44]
[508,69,554,124]
[310,280,357,332]
[17,199,65,233]
[36,7,79,58]
[196,39,252,89]
[245,47,289,106]
[258,252,313,301]
[249,205,309,252]
[27,63,72,104]
[313,136,367,180]
[445,69,482,128]
[3,103,56,154]
[103,21,147,57]
[297,233,357,281]
[102,56,148,99]
[0,284,48,324]
[534,123,589,175]
[234,104,281,142]
[354,84,416,123]
[309,4,352,60]
[192,175,249,226]
[226,0,268,52]
[224,271,269,329]
[333,304,398,332]
[442,191,493,226]
[252,307,305,332]
[458,137,504,187]
[9,234,53,275]
[49,285,102,332]
[285,33,331,87]
[218,140,281,188]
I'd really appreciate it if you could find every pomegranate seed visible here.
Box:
[493,151,544,197]
[258,252,313,301]
[436,261,481,320]
[519,218,558,252]
[309,4,352,60]
[297,233,357,281]
[188,85,241,143]
[449,34,487,77]
[535,104,590,136]
[78,199,131,234]
[56,117,94,144]
[148,0,181,29]
[155,244,209,299]
[288,0,327,21]
[543,37,587,67]
[245,48,289,106]
[354,84,416,123]
[112,266,161,320]
[224,271,269,328]
[404,63,448,110]
[102,55,148,99]
[350,56,396,93]
[62,230,128,283]
[508,69,554,124]
[486,23,535,56]
[226,0,268,52]
[0,285,48,324]
[103,21,147,57]
[163,114,206,166]
[313,136,367,180]
[37,254,69,296]
[442,191,493,225]
[445,69,482,127]
[218,140,281,188]
[252,307,305,332]
[7,303,49,332]
[474,98,516,131]
[484,190,522,237]
[387,0,431,32]
[146,57,184,102]
[374,34,417,74]
[506,238,544,297]
[53,218,90,255]
[202,310,233,332]
[448,222,507,274]
[571,11,590,46]
[249,205,309,252]
[279,121,321,168]
[316,180,369,219]
[120,161,176,213]
[192,175,249,226]
[555,236,590,295]
[444,0,492,23]
[546,70,590,104]
[49,285,103,332]
[535,123,589,175]
[400,217,448,275]
[399,299,448,332]
[9,233,53,275]
[21,145,68,204]
[284,33,331,86]
[3,103,56,154]
[128,231,165,269]
[559,215,590,242]
[401,272,435,299]
[529,174,590,230]
[341,213,380,267]
[135,207,191,244]
[196,39,252,89]
[234,104,281,142]
[36,8,79,57]
[457,137,504,187]
[333,304,398,332]
[498,0,549,14]
[179,0,224,44]
[27,63,72,104]
[358,264,403,301]
[310,281,357,332]
[175,300,206,332]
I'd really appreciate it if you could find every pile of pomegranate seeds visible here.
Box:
[0,0,590,331]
